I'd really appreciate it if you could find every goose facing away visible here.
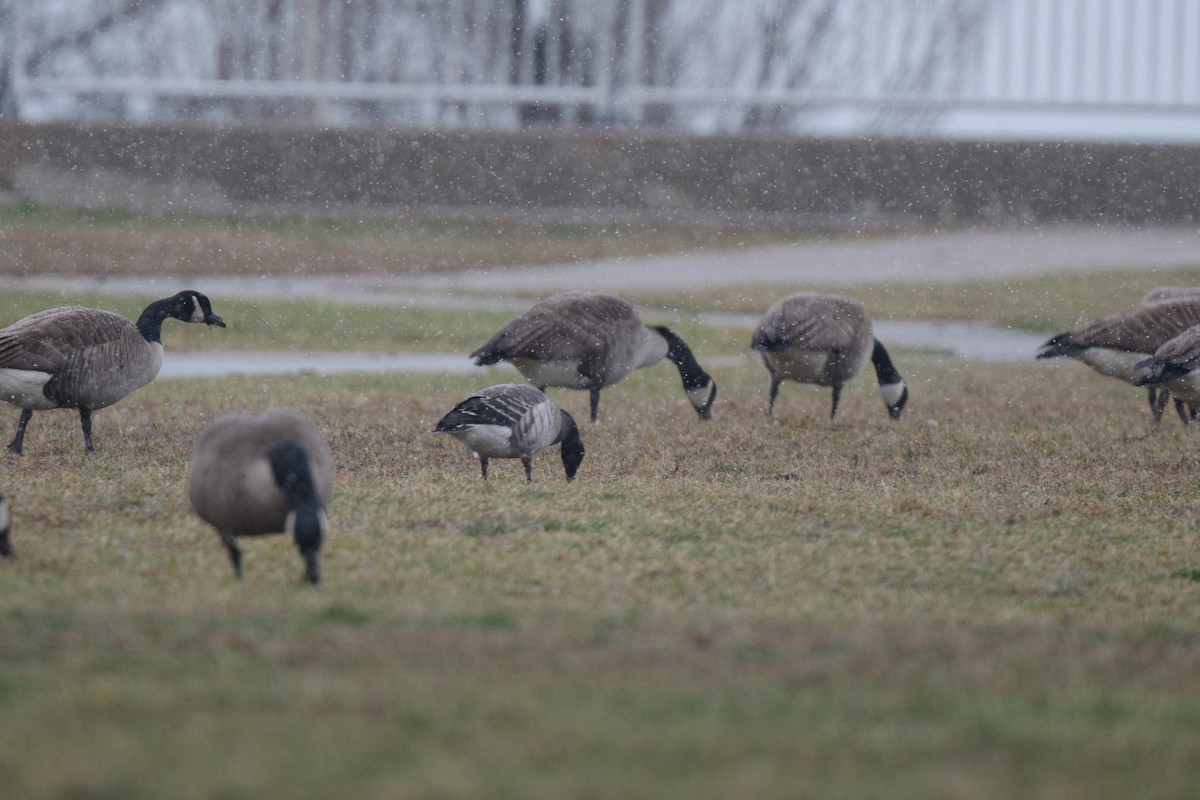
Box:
[470,292,717,423]
[1036,295,1200,424]
[0,492,11,559]
[0,290,226,454]
[751,293,908,419]
[433,383,585,481]
[187,410,334,585]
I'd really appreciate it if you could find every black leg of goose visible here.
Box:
[480,457,490,480]
[1176,399,1192,426]
[221,531,243,580]
[1150,387,1168,423]
[589,389,601,423]
[767,376,781,415]
[6,409,33,455]
[830,385,842,419]
[521,456,533,482]
[79,408,95,452]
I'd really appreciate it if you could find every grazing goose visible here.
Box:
[1136,288,1200,421]
[751,292,908,419]
[0,492,11,559]
[470,292,717,423]
[0,290,226,454]
[1133,323,1200,412]
[1036,295,1200,424]
[187,410,334,585]
[433,383,585,481]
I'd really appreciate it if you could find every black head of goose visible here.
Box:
[433,383,585,481]
[1037,295,1200,424]
[0,290,226,454]
[0,491,11,559]
[751,292,908,419]
[186,410,334,585]
[470,291,717,423]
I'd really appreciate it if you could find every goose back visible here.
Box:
[187,410,334,539]
[752,293,873,387]
[472,292,654,390]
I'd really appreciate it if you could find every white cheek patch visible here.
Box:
[687,382,714,410]
[880,381,907,408]
[189,295,206,323]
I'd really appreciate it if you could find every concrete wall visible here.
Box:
[0,121,1195,225]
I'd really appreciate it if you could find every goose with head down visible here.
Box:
[434,383,585,482]
[751,292,908,420]
[470,292,717,423]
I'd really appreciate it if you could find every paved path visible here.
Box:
[5,223,1200,303]
[5,224,1198,369]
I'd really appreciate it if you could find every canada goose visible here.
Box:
[186,410,334,585]
[470,292,717,423]
[1036,295,1200,424]
[1135,288,1200,421]
[433,383,585,481]
[751,292,908,419]
[1134,323,1200,412]
[0,492,11,559]
[0,290,226,454]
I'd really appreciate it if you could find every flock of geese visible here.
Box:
[1,281,1194,584]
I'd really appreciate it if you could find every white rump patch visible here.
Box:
[0,368,55,409]
[513,358,592,390]
[452,424,518,458]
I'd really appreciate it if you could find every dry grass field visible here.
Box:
[1,208,1200,798]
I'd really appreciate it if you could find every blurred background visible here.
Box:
[3,0,1197,140]
[0,0,1195,225]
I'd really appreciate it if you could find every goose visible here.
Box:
[470,291,717,423]
[0,492,11,559]
[751,292,908,419]
[1036,295,1200,424]
[433,383,585,481]
[0,290,226,454]
[186,410,334,585]
[1136,288,1200,421]
[1133,323,1200,412]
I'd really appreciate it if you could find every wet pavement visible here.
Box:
[3,223,1189,375]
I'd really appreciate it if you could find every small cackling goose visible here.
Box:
[433,383,585,481]
[1037,295,1200,424]
[0,492,11,559]
[751,292,908,419]
[0,290,226,454]
[470,291,717,423]
[186,410,334,585]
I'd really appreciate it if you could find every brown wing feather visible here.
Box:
[752,293,869,352]
[1153,324,1200,368]
[0,307,157,409]
[472,292,640,363]
[1070,298,1200,352]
